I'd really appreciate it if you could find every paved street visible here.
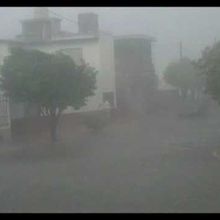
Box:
[0,114,220,212]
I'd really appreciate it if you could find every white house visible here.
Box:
[19,33,116,114]
[0,8,117,139]
[0,8,158,140]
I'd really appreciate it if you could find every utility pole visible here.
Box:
[179,41,183,60]
[214,37,217,44]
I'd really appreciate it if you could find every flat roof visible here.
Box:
[18,35,99,46]
[0,33,150,47]
[21,17,61,23]
[114,34,155,41]
[0,33,99,46]
[52,34,99,41]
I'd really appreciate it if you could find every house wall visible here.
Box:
[99,33,117,108]
[24,36,116,114]
[114,37,157,114]
[0,34,117,123]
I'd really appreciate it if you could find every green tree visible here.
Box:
[0,47,97,142]
[163,57,203,100]
[198,42,220,105]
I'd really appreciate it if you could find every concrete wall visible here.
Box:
[11,110,110,143]
[114,37,157,114]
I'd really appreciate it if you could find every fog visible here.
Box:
[1,7,220,78]
[1,7,220,213]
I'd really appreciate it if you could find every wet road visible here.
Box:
[0,115,220,212]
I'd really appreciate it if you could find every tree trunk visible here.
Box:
[49,115,59,143]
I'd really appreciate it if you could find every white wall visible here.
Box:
[99,33,117,107]
[26,38,116,113]
[0,36,117,116]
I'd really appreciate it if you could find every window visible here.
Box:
[103,92,115,108]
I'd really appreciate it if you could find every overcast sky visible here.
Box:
[0,7,220,79]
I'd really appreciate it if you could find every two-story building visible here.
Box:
[0,8,117,139]
[0,8,157,140]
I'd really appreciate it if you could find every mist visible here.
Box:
[1,7,220,78]
[0,7,220,213]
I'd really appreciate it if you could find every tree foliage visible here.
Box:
[0,47,97,141]
[163,57,204,95]
[198,42,220,104]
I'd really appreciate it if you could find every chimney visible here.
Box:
[78,13,99,35]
